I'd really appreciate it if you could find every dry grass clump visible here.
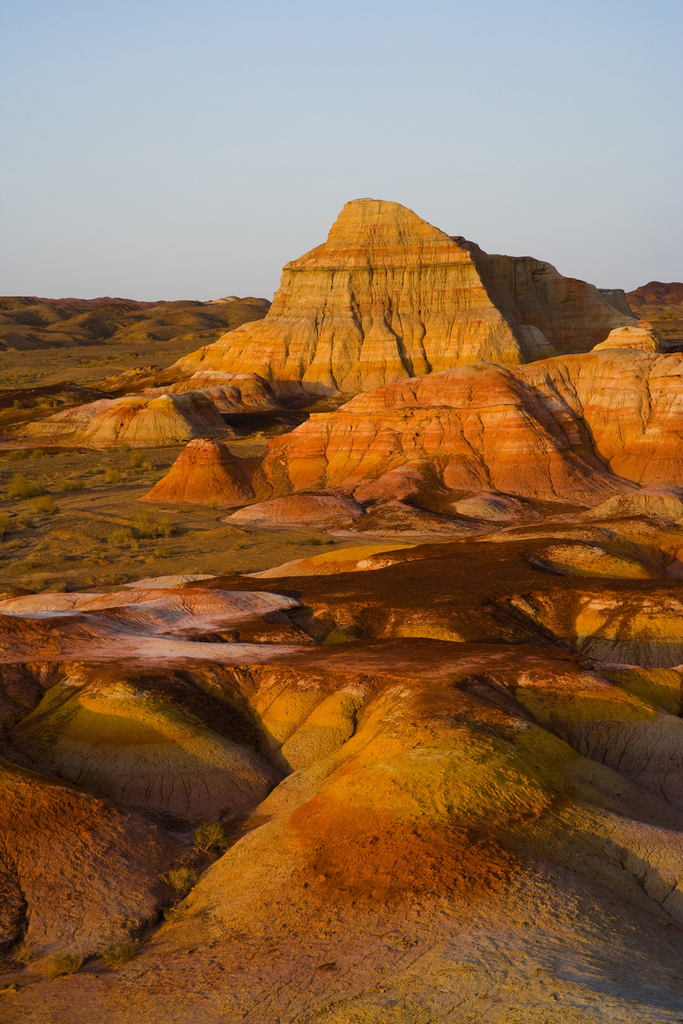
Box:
[105,468,121,484]
[62,477,85,491]
[43,952,83,980]
[101,941,138,968]
[162,903,189,922]
[109,527,139,550]
[160,865,198,893]
[153,544,175,558]
[133,510,174,538]
[8,473,45,499]
[194,822,231,858]
[12,939,34,966]
[30,495,57,515]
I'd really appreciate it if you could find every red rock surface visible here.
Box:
[247,348,683,504]
[173,199,632,399]
[141,437,254,506]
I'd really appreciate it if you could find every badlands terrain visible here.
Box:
[2,199,683,1023]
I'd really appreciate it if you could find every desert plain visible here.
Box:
[1,200,683,1022]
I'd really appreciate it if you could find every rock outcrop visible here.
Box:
[144,371,284,414]
[24,392,230,447]
[226,493,364,527]
[245,348,683,504]
[141,438,254,506]
[172,199,632,399]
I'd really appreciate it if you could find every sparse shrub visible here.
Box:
[12,399,22,410]
[326,540,335,545]
[30,495,57,515]
[130,452,146,469]
[101,941,137,968]
[7,449,28,460]
[15,513,36,529]
[193,822,231,858]
[17,558,37,572]
[163,903,189,922]
[119,442,132,452]
[237,543,248,549]
[13,939,34,966]
[50,580,68,592]
[206,497,221,510]
[133,510,174,539]
[62,477,85,491]
[8,473,44,499]
[43,952,83,980]
[284,539,296,546]
[160,865,198,893]
[5,537,24,550]
[304,538,323,546]
[105,468,121,484]
[30,449,45,459]
[109,528,139,550]
[0,514,14,538]
[153,545,174,558]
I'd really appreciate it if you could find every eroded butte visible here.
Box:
[2,200,683,1023]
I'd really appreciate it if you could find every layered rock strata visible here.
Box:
[24,392,230,447]
[141,438,254,506]
[239,348,683,504]
[173,199,632,399]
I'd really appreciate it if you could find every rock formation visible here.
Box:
[143,371,284,414]
[24,392,229,447]
[241,348,683,505]
[225,493,364,528]
[141,438,254,506]
[171,199,633,400]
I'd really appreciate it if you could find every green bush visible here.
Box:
[43,952,83,980]
[101,941,137,968]
[193,822,231,858]
[30,495,57,515]
[160,866,198,893]
[304,538,323,546]
[8,473,45,499]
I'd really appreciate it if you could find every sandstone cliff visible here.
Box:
[172,199,633,399]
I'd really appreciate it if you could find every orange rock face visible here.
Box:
[141,438,254,506]
[249,348,683,504]
[173,199,632,399]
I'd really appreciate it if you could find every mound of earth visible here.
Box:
[585,487,683,521]
[0,295,270,352]
[0,758,185,961]
[249,542,415,578]
[172,198,632,400]
[23,392,229,447]
[141,438,254,506]
[225,494,365,527]
[451,491,538,521]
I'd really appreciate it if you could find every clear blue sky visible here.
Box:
[1,0,681,300]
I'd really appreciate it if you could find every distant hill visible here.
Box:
[626,281,683,346]
[0,295,270,351]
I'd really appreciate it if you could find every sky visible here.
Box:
[1,0,681,301]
